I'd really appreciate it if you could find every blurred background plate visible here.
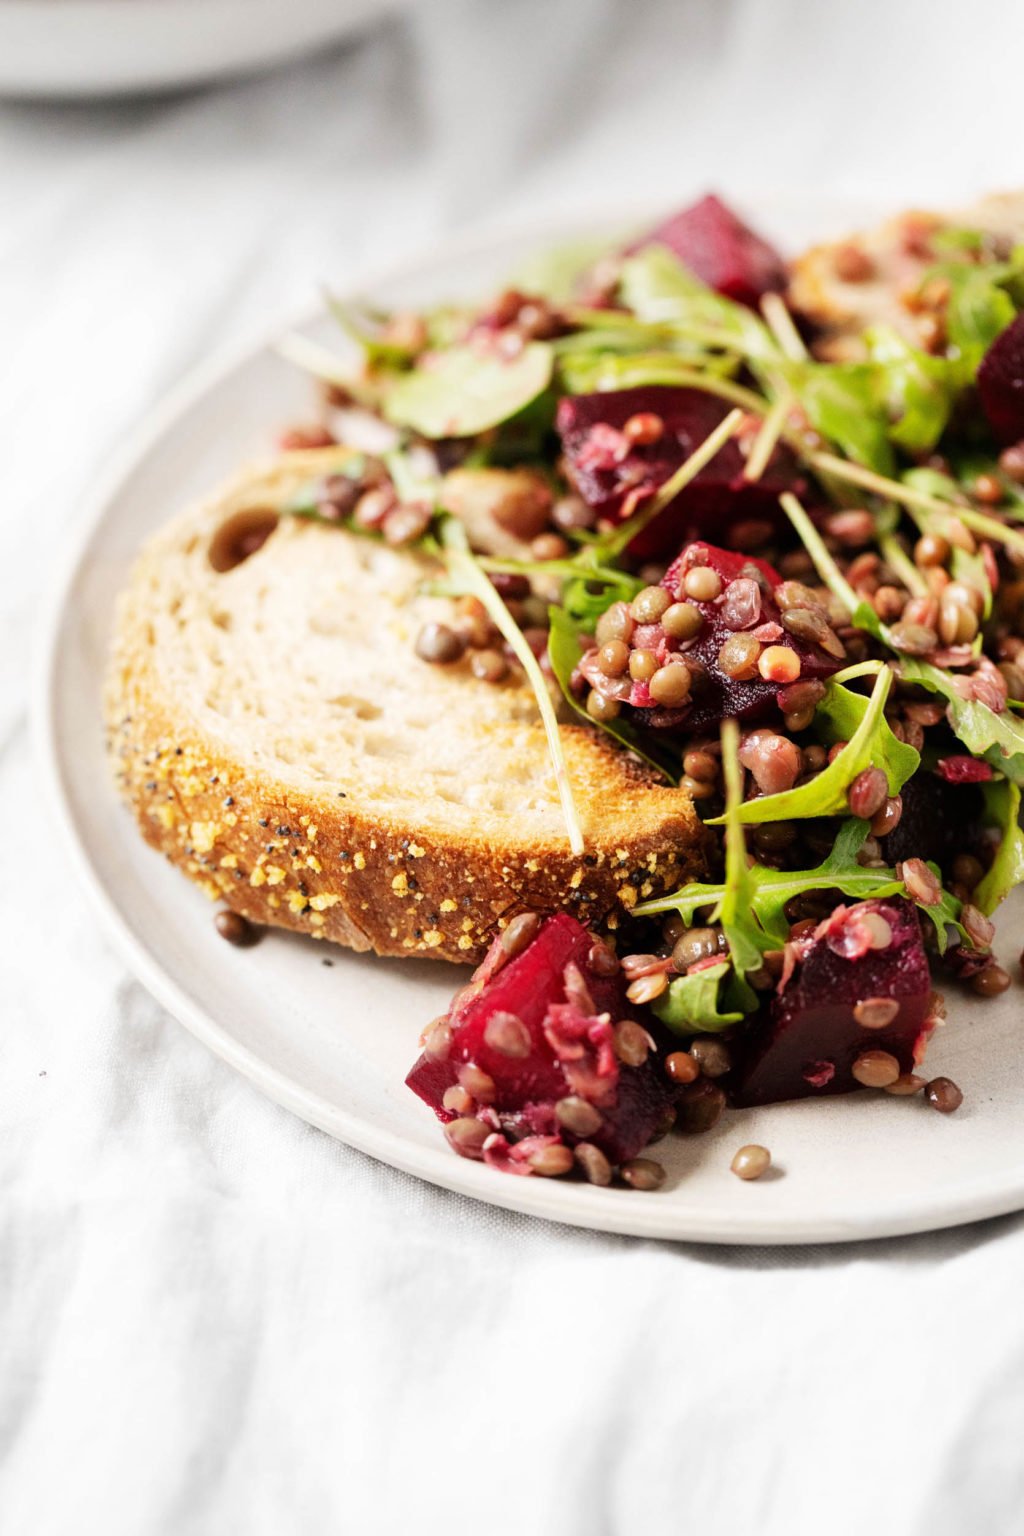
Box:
[0,0,405,98]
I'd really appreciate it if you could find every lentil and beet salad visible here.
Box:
[279,192,1024,1189]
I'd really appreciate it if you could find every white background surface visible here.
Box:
[4,1,1024,1530]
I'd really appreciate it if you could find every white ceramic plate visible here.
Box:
[37,195,1024,1244]
[0,0,403,98]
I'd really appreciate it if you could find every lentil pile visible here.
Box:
[275,191,1024,1185]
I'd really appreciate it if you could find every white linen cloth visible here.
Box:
[4,2,1024,1530]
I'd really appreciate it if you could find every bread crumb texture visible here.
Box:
[105,453,713,963]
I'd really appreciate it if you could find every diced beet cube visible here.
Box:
[406,914,672,1171]
[628,194,787,309]
[556,386,805,560]
[578,539,844,735]
[881,770,984,874]
[731,899,934,1107]
[977,312,1024,445]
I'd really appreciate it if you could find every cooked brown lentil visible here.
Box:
[758,645,801,683]
[665,1051,700,1085]
[416,622,465,665]
[556,1096,604,1137]
[444,1118,490,1156]
[689,1036,732,1078]
[613,1019,652,1067]
[629,648,659,682]
[623,411,665,446]
[924,1077,963,1113]
[662,601,703,639]
[972,963,1011,997]
[731,1144,772,1180]
[884,1074,927,1096]
[574,1142,613,1185]
[501,911,542,957]
[851,1049,901,1088]
[848,766,889,820]
[471,648,509,683]
[528,1144,575,1177]
[484,1010,532,1058]
[626,971,668,1006]
[683,566,722,602]
[587,690,621,722]
[631,585,671,623]
[595,601,635,646]
[718,633,762,679]
[619,1158,666,1191]
[853,997,900,1029]
[649,661,692,706]
[214,910,262,947]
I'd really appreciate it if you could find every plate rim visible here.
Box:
[33,200,1024,1245]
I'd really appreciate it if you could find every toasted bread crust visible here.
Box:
[106,452,713,964]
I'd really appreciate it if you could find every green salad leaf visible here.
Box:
[546,608,679,784]
[774,358,895,474]
[864,325,957,454]
[651,962,744,1032]
[974,780,1024,915]
[637,817,962,956]
[898,656,1024,783]
[618,246,777,361]
[709,663,919,825]
[384,342,554,438]
[511,234,618,302]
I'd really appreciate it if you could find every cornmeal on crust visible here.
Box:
[105,451,712,964]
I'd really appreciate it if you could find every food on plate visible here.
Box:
[108,190,1024,1189]
[106,456,709,963]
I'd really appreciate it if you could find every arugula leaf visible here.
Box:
[619,246,777,361]
[898,656,1024,783]
[974,780,1024,915]
[384,342,553,438]
[774,358,895,474]
[709,664,919,825]
[511,234,619,302]
[557,349,754,402]
[324,294,414,368]
[652,962,744,1032]
[546,608,678,783]
[864,325,956,454]
[636,817,962,955]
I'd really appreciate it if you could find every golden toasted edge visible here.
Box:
[105,454,714,964]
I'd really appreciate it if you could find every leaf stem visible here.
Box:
[760,292,809,362]
[438,519,584,855]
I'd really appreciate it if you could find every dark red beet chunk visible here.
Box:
[628,194,787,310]
[731,899,934,1107]
[556,386,804,560]
[406,914,672,1170]
[977,312,1024,446]
[578,540,843,735]
[881,770,984,873]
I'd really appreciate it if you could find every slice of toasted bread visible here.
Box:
[788,191,1024,360]
[106,451,712,964]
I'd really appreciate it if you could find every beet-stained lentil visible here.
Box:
[444,1118,490,1157]
[665,1050,700,1085]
